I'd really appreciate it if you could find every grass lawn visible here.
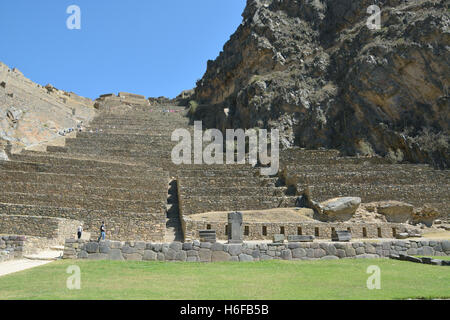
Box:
[0,259,448,300]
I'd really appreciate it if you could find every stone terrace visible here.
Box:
[1,94,449,245]
[280,149,450,218]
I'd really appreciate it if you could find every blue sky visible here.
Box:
[0,0,245,99]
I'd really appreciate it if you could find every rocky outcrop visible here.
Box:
[193,0,450,168]
[320,197,362,221]
[412,205,440,227]
[0,62,96,153]
[376,201,414,223]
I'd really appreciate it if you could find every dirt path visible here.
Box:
[0,259,52,277]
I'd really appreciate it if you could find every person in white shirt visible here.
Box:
[77,225,83,240]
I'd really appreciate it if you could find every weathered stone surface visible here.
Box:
[143,250,157,261]
[85,242,99,254]
[228,244,242,256]
[291,248,306,259]
[239,254,253,262]
[321,255,339,260]
[169,242,183,251]
[109,249,124,261]
[281,249,292,260]
[332,231,352,242]
[211,242,224,251]
[124,253,142,261]
[157,252,165,261]
[228,211,243,243]
[273,234,285,243]
[288,235,315,242]
[193,0,450,171]
[198,249,212,262]
[377,201,414,223]
[212,251,231,262]
[319,197,361,221]
[175,251,187,262]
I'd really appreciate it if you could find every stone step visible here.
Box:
[295,170,449,186]
[2,182,166,201]
[179,186,287,197]
[0,171,169,189]
[15,151,151,166]
[178,176,275,188]
[0,160,167,177]
[179,196,298,216]
[0,192,167,213]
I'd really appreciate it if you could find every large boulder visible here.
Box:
[376,201,414,223]
[412,206,440,227]
[319,197,361,221]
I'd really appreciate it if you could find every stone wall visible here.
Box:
[0,204,166,242]
[63,239,450,262]
[0,235,26,262]
[183,218,415,241]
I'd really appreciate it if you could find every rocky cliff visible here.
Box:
[0,62,96,154]
[193,0,449,168]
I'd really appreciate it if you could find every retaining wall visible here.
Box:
[62,239,450,262]
[0,235,26,262]
[183,220,416,241]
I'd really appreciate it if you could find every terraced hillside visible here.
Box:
[0,94,448,246]
[280,149,450,218]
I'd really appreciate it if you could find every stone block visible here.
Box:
[175,251,187,262]
[228,244,242,256]
[198,249,212,262]
[314,248,327,258]
[85,242,99,254]
[187,250,198,257]
[273,234,285,243]
[336,249,346,258]
[239,254,254,262]
[281,250,292,260]
[211,243,224,251]
[212,251,231,262]
[124,253,142,261]
[182,242,193,251]
[332,231,352,242]
[200,242,213,249]
[157,253,165,261]
[165,248,177,260]
[170,242,183,251]
[321,255,339,260]
[288,235,315,242]
[143,250,157,261]
[108,249,124,261]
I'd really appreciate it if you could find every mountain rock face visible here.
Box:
[194,0,449,168]
[0,62,96,153]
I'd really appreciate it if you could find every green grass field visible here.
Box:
[0,259,448,300]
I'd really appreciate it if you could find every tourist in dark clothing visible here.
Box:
[98,222,106,242]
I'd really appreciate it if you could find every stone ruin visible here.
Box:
[0,96,448,255]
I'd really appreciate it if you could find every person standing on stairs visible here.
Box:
[77,224,83,240]
[98,222,106,242]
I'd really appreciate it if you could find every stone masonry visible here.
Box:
[63,239,450,262]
